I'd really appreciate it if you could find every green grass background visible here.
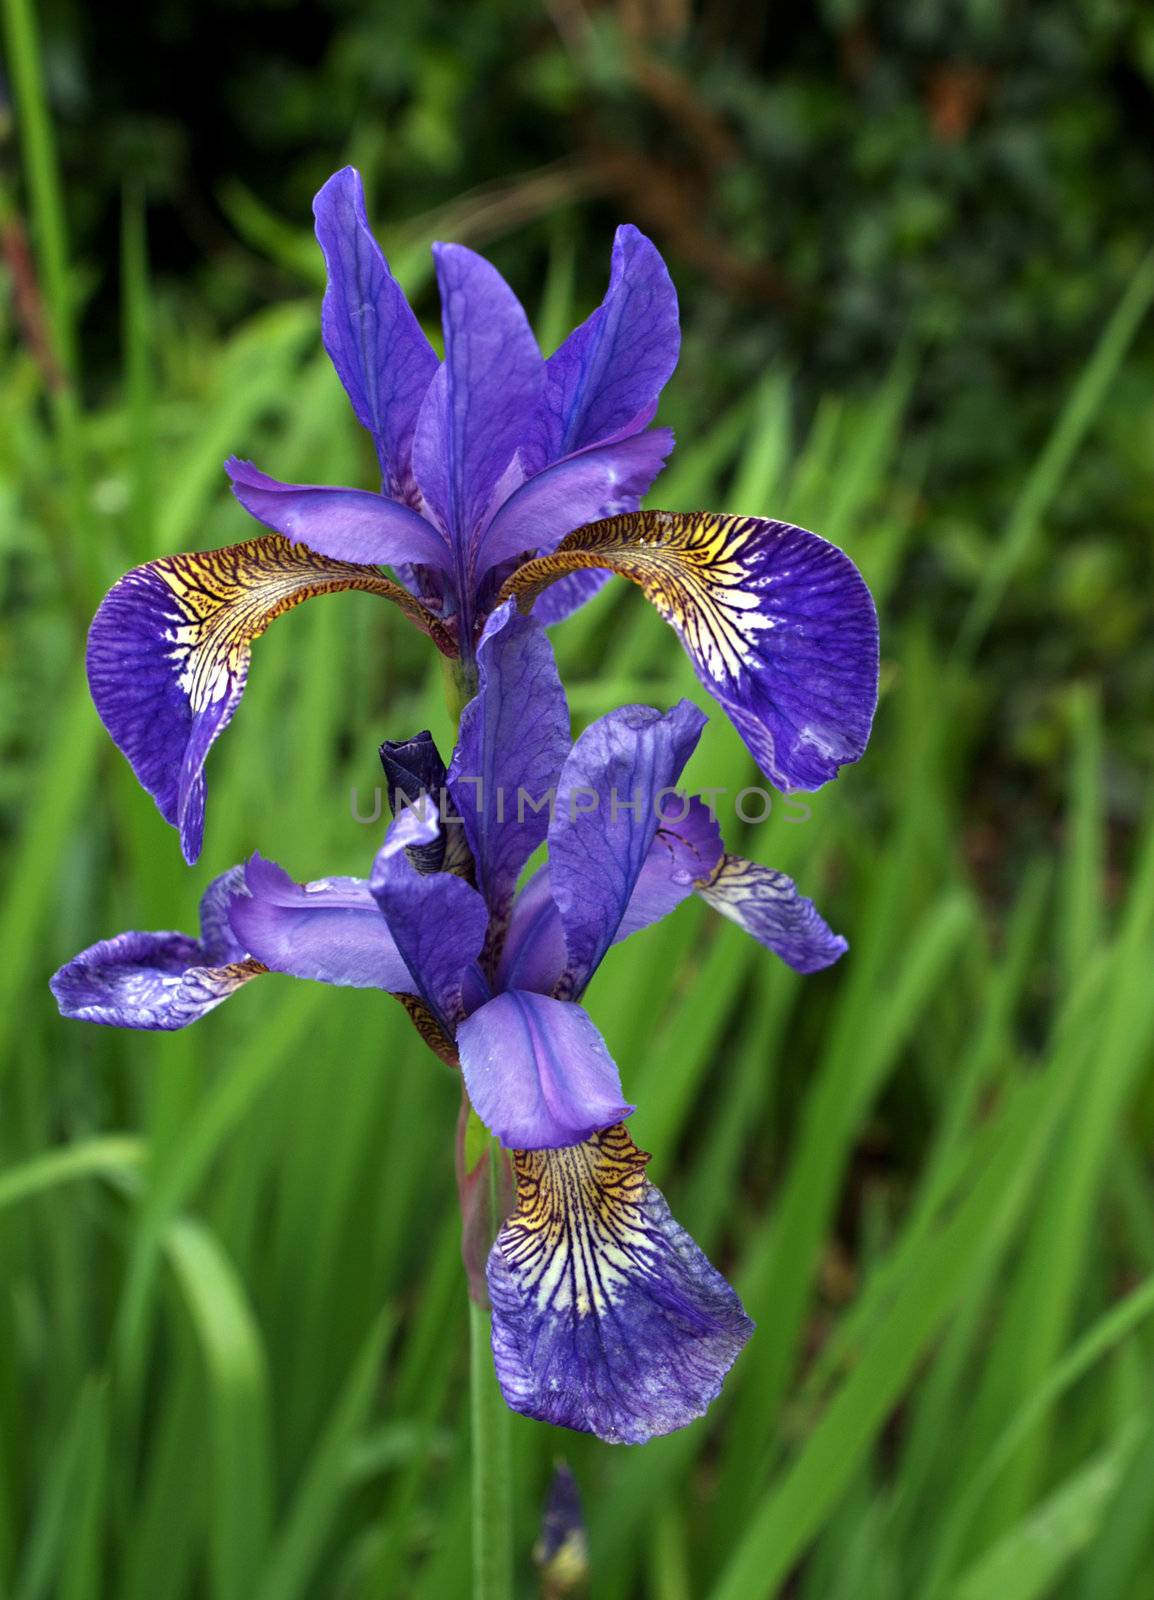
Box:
[4,3,1154,1595]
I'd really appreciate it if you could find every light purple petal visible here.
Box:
[488,1124,753,1443]
[698,855,847,973]
[225,458,450,570]
[87,538,414,863]
[369,839,488,1032]
[526,224,679,470]
[505,513,879,794]
[458,990,633,1149]
[51,866,262,1031]
[313,167,438,495]
[411,244,543,551]
[613,796,723,944]
[549,699,706,995]
[448,604,570,921]
[496,867,567,997]
[473,428,673,577]
[227,853,412,990]
[532,568,611,627]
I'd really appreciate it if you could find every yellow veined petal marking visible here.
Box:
[155,534,455,711]
[503,1124,656,1319]
[499,511,774,685]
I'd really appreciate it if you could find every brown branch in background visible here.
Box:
[0,175,65,392]
[591,142,798,306]
[924,63,993,144]
[543,2,798,305]
[409,157,611,253]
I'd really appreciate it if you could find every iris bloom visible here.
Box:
[86,166,877,864]
[54,605,850,1443]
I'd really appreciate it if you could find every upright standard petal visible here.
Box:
[488,1124,753,1444]
[613,795,723,944]
[411,244,543,552]
[458,990,633,1150]
[472,428,673,578]
[502,511,879,794]
[448,604,571,922]
[549,699,706,995]
[369,840,488,1035]
[698,855,847,973]
[225,458,450,570]
[228,854,412,990]
[87,535,451,864]
[528,225,679,468]
[495,867,567,997]
[313,167,438,495]
[51,867,264,1030]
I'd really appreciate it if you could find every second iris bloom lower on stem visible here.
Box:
[52,603,847,1443]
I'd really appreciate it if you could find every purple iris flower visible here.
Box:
[52,605,849,1444]
[83,166,877,864]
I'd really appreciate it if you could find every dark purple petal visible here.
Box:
[227,853,412,990]
[458,990,633,1149]
[473,428,673,577]
[448,604,570,920]
[411,243,543,550]
[502,513,879,795]
[698,855,847,973]
[86,536,421,863]
[613,796,723,944]
[496,867,568,996]
[313,167,438,495]
[488,1124,753,1444]
[51,866,263,1031]
[369,832,488,1032]
[225,458,450,570]
[549,699,706,995]
[532,569,611,627]
[527,225,679,469]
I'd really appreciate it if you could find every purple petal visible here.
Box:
[549,699,706,995]
[496,867,567,996]
[532,569,611,627]
[86,536,414,863]
[369,839,488,1032]
[411,244,543,551]
[225,458,450,570]
[313,167,438,495]
[488,1124,753,1443]
[527,225,679,469]
[504,513,879,794]
[473,428,673,577]
[613,796,723,943]
[698,855,847,973]
[458,990,633,1149]
[51,866,262,1031]
[448,604,571,920]
[227,853,412,990]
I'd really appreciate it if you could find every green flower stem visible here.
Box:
[443,654,479,725]
[446,646,512,1599]
[469,1286,513,1600]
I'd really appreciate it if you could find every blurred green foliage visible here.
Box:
[3,1,1154,1596]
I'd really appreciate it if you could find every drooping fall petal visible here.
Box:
[502,511,878,795]
[698,854,848,973]
[87,534,450,863]
[51,867,264,1030]
[488,1124,753,1444]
